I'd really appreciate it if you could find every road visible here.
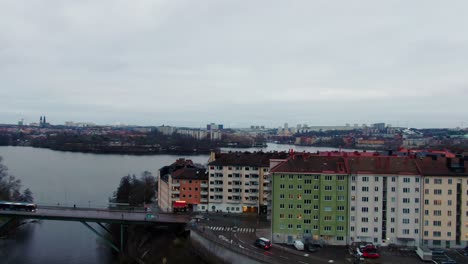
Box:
[197,213,345,264]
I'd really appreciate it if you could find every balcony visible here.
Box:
[201,183,208,188]
[172,183,180,187]
[200,198,208,203]
[171,190,180,194]
[263,186,271,191]
[201,191,208,195]
[227,199,241,204]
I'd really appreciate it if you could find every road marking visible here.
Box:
[280,256,288,259]
[299,261,308,264]
[453,249,464,257]
[328,260,334,263]
[303,254,308,257]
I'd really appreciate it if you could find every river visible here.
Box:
[0,144,341,264]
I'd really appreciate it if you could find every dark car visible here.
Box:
[307,243,321,252]
[254,238,272,250]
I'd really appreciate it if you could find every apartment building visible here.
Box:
[417,157,468,248]
[158,159,208,212]
[207,152,288,214]
[348,156,421,247]
[271,154,349,245]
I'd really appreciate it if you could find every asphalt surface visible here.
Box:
[195,213,443,264]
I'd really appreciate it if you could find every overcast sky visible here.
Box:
[1,1,467,128]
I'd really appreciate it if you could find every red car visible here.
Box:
[362,245,380,259]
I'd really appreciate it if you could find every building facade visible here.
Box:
[348,156,421,247]
[417,157,468,248]
[207,152,288,214]
[271,155,349,245]
[158,159,208,212]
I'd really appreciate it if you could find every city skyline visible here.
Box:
[1,1,467,128]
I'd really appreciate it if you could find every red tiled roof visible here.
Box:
[271,155,347,174]
[209,152,289,167]
[347,156,419,175]
[172,168,208,180]
[415,157,468,176]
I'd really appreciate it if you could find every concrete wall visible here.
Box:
[190,229,267,264]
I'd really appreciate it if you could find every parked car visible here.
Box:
[307,243,321,252]
[361,245,380,259]
[293,240,304,251]
[254,238,272,250]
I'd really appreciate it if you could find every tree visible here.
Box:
[112,171,156,207]
[0,156,33,202]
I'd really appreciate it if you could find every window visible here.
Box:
[361,217,369,223]
[361,227,368,233]
[337,176,345,181]
[337,206,345,211]
[288,224,293,229]
[425,178,429,183]
[288,204,293,209]
[403,219,410,224]
[313,195,319,200]
[350,226,354,231]
[337,216,345,221]
[362,197,369,202]
[325,176,332,181]
[403,177,410,183]
[403,198,410,203]
[280,204,285,209]
[448,179,452,184]
[362,207,368,212]
[337,226,344,231]
[362,186,369,192]
[304,209,311,214]
[351,186,356,191]
[304,219,311,224]
[297,185,302,190]
[434,179,442,184]
[433,221,441,226]
[403,229,410,235]
[448,190,452,195]
[325,196,332,201]
[374,197,379,202]
[280,184,285,189]
[324,226,332,231]
[434,200,442,206]
[297,204,302,209]
[338,195,345,201]
[403,188,410,193]
[313,225,318,230]
[313,205,319,210]
[374,176,379,182]
[403,208,410,214]
[433,231,441,237]
[288,214,293,219]
[289,184,294,189]
[325,186,332,191]
[313,185,319,190]
[434,210,442,216]
[434,189,442,195]
[362,177,369,182]
[280,213,285,219]
[374,186,379,192]
[280,194,285,199]
[324,216,332,221]
[337,185,344,191]
[297,225,302,229]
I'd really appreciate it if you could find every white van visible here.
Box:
[293,240,304,251]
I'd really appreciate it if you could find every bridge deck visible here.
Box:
[0,207,191,224]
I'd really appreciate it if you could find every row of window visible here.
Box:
[279,224,345,231]
[280,204,346,211]
[279,175,346,181]
[351,176,420,183]
[279,184,346,191]
[210,166,262,171]
[350,226,417,235]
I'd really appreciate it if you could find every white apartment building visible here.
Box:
[207,152,288,214]
[348,156,422,246]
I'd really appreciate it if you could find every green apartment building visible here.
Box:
[271,155,349,245]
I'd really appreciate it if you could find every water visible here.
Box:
[0,144,340,263]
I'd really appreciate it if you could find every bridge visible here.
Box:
[0,206,192,253]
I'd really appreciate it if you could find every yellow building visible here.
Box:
[417,157,468,248]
